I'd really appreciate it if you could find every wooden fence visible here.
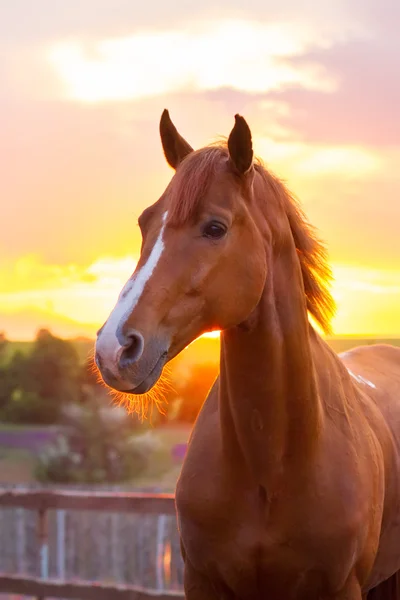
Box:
[0,488,184,599]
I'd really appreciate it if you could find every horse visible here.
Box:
[95,110,400,599]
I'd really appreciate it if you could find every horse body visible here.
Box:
[177,332,400,599]
[95,110,400,599]
[342,346,400,591]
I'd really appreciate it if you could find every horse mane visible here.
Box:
[255,164,335,335]
[167,144,335,335]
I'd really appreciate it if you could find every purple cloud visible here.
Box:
[268,35,400,146]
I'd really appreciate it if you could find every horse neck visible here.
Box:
[219,234,322,488]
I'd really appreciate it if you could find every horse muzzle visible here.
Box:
[95,327,169,394]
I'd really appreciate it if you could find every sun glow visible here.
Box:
[0,256,138,339]
[331,265,400,336]
[0,255,399,340]
[254,136,381,180]
[203,331,221,339]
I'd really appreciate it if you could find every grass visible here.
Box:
[132,464,184,491]
[1,333,399,487]
[128,424,191,491]
[0,423,59,432]
[154,423,192,445]
[0,422,192,488]
[0,447,36,483]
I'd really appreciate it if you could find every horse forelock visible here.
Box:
[167,144,229,226]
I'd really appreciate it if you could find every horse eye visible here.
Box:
[202,221,227,240]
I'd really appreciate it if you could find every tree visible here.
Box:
[0,332,9,365]
[0,350,26,412]
[2,329,81,424]
[174,363,218,423]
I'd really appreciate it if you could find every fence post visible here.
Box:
[16,507,26,574]
[155,514,166,591]
[37,507,49,600]
[111,512,120,582]
[56,509,66,580]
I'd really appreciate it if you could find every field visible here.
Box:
[0,447,36,483]
[1,335,400,486]
[0,423,192,489]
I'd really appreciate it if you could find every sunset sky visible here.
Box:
[1,1,399,340]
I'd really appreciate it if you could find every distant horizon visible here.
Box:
[5,332,400,343]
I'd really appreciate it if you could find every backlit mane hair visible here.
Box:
[167,145,335,334]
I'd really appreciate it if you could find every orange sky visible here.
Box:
[1,1,399,340]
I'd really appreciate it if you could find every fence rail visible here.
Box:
[0,575,183,600]
[0,488,183,600]
[0,489,176,515]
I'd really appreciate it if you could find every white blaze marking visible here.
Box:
[96,211,168,366]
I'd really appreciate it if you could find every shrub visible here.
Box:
[35,398,156,484]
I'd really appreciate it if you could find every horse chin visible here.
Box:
[123,351,167,396]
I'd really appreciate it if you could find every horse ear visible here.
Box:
[227,114,253,175]
[159,109,194,169]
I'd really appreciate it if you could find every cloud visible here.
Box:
[0,1,369,105]
[2,256,399,339]
[331,264,400,335]
[0,254,136,296]
[0,256,137,338]
[46,20,338,103]
[1,81,399,271]
[281,159,400,270]
[0,307,97,341]
[268,34,400,146]
[0,93,173,264]
[0,255,98,294]
[0,0,367,46]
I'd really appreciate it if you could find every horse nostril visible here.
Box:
[118,329,144,369]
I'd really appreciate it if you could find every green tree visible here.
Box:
[2,330,81,424]
[29,328,80,396]
[0,350,26,412]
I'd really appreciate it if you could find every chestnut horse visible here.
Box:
[95,111,400,599]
